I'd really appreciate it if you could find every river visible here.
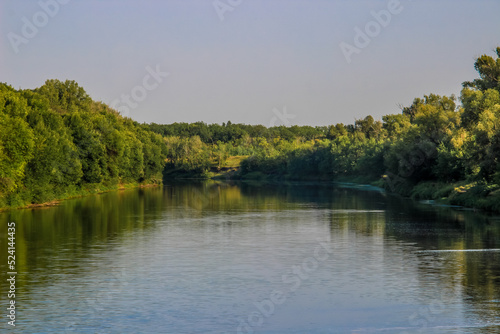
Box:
[1,181,500,333]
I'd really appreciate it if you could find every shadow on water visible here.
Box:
[163,180,500,323]
[0,180,499,332]
[0,187,165,300]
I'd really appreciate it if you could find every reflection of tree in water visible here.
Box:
[0,186,165,299]
[382,195,500,328]
[1,181,499,330]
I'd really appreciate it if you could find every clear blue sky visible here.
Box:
[1,0,499,126]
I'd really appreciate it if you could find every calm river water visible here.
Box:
[1,182,500,333]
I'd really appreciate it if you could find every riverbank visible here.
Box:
[0,182,162,212]
[334,177,500,213]
[220,169,500,213]
[409,181,500,212]
[159,158,500,214]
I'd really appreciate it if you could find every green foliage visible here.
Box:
[466,104,500,181]
[326,123,347,140]
[402,94,456,121]
[24,105,83,202]
[147,121,326,144]
[35,79,91,113]
[463,47,500,92]
[355,115,383,140]
[2,47,500,212]
[164,136,211,176]
[382,114,411,140]
[461,88,500,128]
[0,80,165,208]
[0,111,34,197]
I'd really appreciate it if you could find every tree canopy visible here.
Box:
[2,47,500,211]
[0,80,166,208]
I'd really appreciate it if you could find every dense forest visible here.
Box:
[0,80,166,208]
[1,47,499,211]
[147,47,500,211]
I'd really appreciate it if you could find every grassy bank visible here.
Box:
[164,151,500,213]
[409,181,500,212]
[0,181,161,212]
[226,156,500,213]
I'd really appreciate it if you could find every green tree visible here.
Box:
[327,123,347,140]
[382,114,411,140]
[460,88,500,128]
[36,79,91,113]
[463,47,500,92]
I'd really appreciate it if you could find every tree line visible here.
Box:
[1,47,499,211]
[0,79,166,208]
[147,47,500,211]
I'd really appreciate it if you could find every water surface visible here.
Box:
[1,182,500,333]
